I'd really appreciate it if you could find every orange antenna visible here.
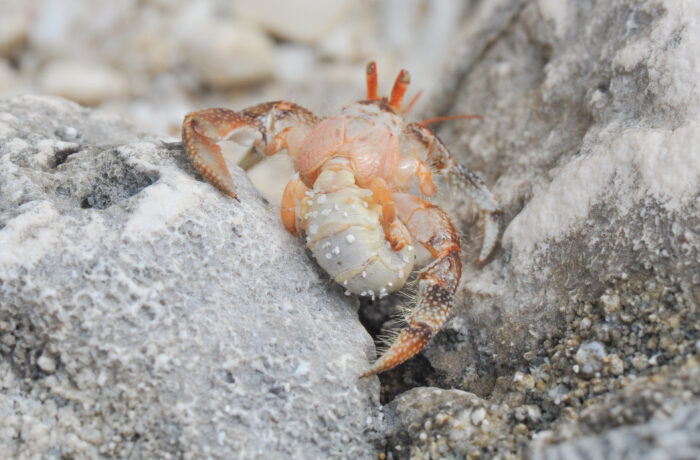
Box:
[366,62,379,100]
[419,114,483,126]
[388,69,410,110]
[402,90,423,114]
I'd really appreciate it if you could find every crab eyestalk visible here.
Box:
[389,69,410,111]
[366,61,379,100]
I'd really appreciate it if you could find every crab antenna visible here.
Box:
[389,69,410,110]
[403,89,423,114]
[366,62,379,100]
[419,114,483,126]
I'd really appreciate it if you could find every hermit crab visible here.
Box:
[182,62,500,377]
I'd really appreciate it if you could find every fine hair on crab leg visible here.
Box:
[401,122,501,262]
[361,193,462,377]
[182,102,319,199]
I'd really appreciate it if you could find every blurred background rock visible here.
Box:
[0,0,468,136]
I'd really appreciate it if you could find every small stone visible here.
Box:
[38,59,128,105]
[0,9,28,57]
[232,0,353,44]
[185,20,274,88]
[1,333,16,346]
[434,412,450,426]
[574,341,607,378]
[470,407,486,426]
[630,354,649,371]
[512,371,535,392]
[580,317,592,330]
[607,353,625,376]
[37,354,56,374]
[600,294,621,314]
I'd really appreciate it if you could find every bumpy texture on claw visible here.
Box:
[362,194,462,377]
[182,109,247,198]
[182,103,319,199]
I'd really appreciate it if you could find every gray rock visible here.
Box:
[384,387,513,459]
[0,95,382,458]
[382,0,700,457]
[423,0,700,394]
[532,405,700,460]
[528,371,700,460]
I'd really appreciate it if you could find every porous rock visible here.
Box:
[531,403,700,460]
[384,387,513,459]
[0,95,382,458]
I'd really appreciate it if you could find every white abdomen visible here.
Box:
[304,184,414,299]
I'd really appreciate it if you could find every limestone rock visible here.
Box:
[385,387,514,459]
[420,0,699,395]
[0,95,382,458]
[382,0,700,457]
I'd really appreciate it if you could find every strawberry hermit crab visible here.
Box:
[182,62,500,376]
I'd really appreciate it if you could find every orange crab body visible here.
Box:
[295,104,402,189]
[182,62,501,376]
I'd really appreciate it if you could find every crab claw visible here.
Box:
[183,109,259,199]
[361,194,462,377]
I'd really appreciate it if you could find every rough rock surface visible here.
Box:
[379,0,700,457]
[0,95,383,458]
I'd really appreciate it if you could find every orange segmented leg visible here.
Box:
[182,102,318,199]
[392,157,438,197]
[362,193,462,377]
[369,177,411,250]
[388,69,410,111]
[281,177,309,234]
[400,122,501,262]
[366,61,379,100]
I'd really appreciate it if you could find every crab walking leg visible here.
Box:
[182,102,318,199]
[281,176,310,235]
[361,193,462,377]
[369,177,412,250]
[401,123,501,262]
[392,156,438,197]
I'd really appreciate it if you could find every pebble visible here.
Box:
[185,20,275,88]
[0,9,28,57]
[470,407,486,426]
[37,354,56,374]
[232,0,353,44]
[38,60,128,105]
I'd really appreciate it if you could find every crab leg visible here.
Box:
[362,193,462,377]
[369,177,412,250]
[401,123,501,262]
[182,102,318,199]
[281,176,310,234]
